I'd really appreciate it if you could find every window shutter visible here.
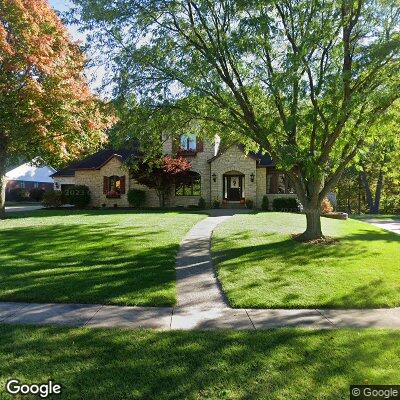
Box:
[103,176,109,194]
[120,176,126,194]
[196,138,204,152]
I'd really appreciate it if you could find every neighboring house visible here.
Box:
[6,161,55,194]
[52,135,297,208]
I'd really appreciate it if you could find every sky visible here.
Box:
[49,0,107,95]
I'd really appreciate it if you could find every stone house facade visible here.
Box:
[52,135,297,209]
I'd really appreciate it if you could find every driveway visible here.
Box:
[5,205,44,213]
[362,218,400,235]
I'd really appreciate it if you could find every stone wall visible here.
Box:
[255,168,267,208]
[75,156,130,207]
[210,146,257,205]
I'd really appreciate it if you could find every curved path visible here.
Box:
[1,210,400,330]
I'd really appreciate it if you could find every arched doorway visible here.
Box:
[223,171,245,201]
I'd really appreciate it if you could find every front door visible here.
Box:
[226,176,243,201]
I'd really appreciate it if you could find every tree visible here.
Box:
[72,0,400,240]
[132,156,192,207]
[358,105,400,214]
[0,0,114,218]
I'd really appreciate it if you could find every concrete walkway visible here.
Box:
[2,209,400,330]
[5,205,43,213]
[362,218,400,235]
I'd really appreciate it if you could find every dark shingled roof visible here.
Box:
[252,151,274,167]
[51,148,139,178]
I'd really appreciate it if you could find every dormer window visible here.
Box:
[180,133,197,151]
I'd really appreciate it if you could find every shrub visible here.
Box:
[381,195,400,214]
[127,189,146,208]
[245,199,254,209]
[272,197,300,212]
[42,190,64,208]
[64,185,91,208]
[261,195,269,211]
[213,198,220,209]
[29,187,45,202]
[6,188,30,202]
[321,197,333,214]
[198,197,206,209]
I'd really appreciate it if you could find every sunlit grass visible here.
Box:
[213,212,400,308]
[0,325,399,400]
[0,209,206,306]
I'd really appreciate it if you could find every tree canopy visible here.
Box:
[0,0,115,218]
[72,0,400,239]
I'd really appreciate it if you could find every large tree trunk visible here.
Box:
[290,175,324,241]
[298,207,323,241]
[360,170,384,214]
[0,147,7,220]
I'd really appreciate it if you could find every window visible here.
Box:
[266,172,295,194]
[104,175,126,198]
[175,172,201,196]
[109,176,121,193]
[34,182,39,188]
[180,133,197,151]
[19,181,25,189]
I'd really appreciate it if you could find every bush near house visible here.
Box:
[64,185,91,208]
[272,197,300,213]
[198,197,206,209]
[245,199,254,209]
[29,188,45,202]
[128,189,146,208]
[6,188,30,202]
[42,190,64,208]
[261,195,269,211]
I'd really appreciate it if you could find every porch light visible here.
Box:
[212,173,217,182]
[250,173,255,182]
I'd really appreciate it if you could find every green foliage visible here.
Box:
[261,195,269,211]
[42,190,64,208]
[272,198,300,213]
[213,199,221,209]
[198,197,206,209]
[127,189,146,208]
[245,199,254,209]
[381,195,400,214]
[29,188,45,202]
[6,188,30,202]
[64,185,91,208]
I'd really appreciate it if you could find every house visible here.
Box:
[6,161,55,194]
[52,135,297,208]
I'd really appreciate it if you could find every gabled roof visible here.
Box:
[208,144,275,167]
[52,148,139,178]
[6,162,56,183]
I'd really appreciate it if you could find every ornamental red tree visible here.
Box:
[133,156,191,207]
[0,0,115,218]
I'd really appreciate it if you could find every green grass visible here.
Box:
[0,210,205,306]
[212,212,400,309]
[0,325,399,400]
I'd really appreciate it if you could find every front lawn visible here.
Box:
[0,210,205,306]
[213,213,400,309]
[0,325,399,399]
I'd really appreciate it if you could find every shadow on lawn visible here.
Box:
[212,228,400,308]
[0,326,399,399]
[0,223,178,306]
